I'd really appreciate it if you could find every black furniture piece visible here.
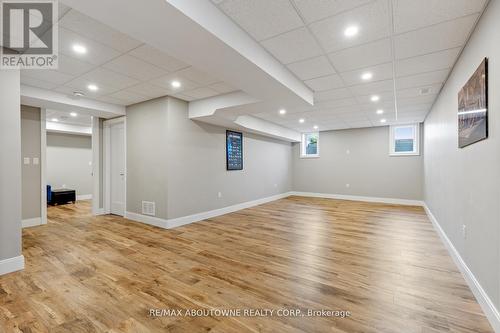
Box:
[49,189,76,205]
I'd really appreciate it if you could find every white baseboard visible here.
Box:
[125,192,293,229]
[290,191,424,206]
[93,208,106,216]
[423,204,500,333]
[0,255,25,276]
[22,217,42,228]
[125,211,169,228]
[77,194,93,201]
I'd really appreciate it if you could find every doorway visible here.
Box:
[104,118,126,216]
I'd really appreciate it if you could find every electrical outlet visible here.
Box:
[462,224,467,239]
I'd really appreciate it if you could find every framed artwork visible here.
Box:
[226,130,243,171]
[458,58,488,148]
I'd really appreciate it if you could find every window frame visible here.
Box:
[389,123,420,156]
[300,132,320,158]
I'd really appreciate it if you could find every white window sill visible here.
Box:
[300,155,320,159]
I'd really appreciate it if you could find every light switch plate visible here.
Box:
[33,157,39,165]
[23,157,30,165]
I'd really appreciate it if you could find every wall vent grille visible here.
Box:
[142,201,156,216]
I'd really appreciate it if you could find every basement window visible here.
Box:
[390,124,420,156]
[301,132,319,158]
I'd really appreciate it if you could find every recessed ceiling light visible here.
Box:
[279,109,286,115]
[371,95,380,102]
[171,80,181,88]
[380,119,387,123]
[70,112,78,117]
[51,118,59,122]
[87,84,98,91]
[72,44,87,54]
[313,125,319,130]
[361,72,373,81]
[344,25,359,38]
[376,109,384,115]
[299,118,305,123]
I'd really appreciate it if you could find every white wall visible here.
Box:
[126,96,292,220]
[424,0,500,321]
[166,97,292,219]
[126,97,169,219]
[47,132,93,198]
[21,106,41,220]
[0,70,23,266]
[293,126,423,200]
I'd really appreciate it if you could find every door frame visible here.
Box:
[103,117,126,215]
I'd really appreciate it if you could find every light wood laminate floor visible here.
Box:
[0,197,494,332]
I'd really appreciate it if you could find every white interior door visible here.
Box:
[110,122,125,216]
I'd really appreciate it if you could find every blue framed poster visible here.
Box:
[226,130,243,170]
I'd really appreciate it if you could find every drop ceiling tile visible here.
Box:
[287,56,335,81]
[106,90,150,105]
[349,79,394,96]
[22,69,73,85]
[208,82,237,94]
[182,87,220,99]
[309,0,391,53]
[292,0,373,24]
[20,76,58,90]
[338,113,369,122]
[344,120,373,128]
[127,45,189,72]
[124,83,170,99]
[398,94,437,106]
[103,54,168,81]
[219,0,304,41]
[60,81,120,97]
[77,68,139,90]
[59,9,142,52]
[56,82,118,97]
[94,96,126,105]
[360,101,394,112]
[394,14,478,60]
[340,62,393,86]
[356,90,394,105]
[59,28,120,66]
[175,67,219,85]
[396,47,461,77]
[171,93,197,102]
[328,38,392,72]
[150,73,199,92]
[393,0,487,33]
[396,69,449,89]
[396,83,442,99]
[314,87,353,102]
[261,27,323,64]
[57,54,94,76]
[53,85,83,96]
[397,103,433,113]
[316,97,359,109]
[304,74,343,91]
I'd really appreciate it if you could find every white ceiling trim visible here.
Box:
[21,85,125,118]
